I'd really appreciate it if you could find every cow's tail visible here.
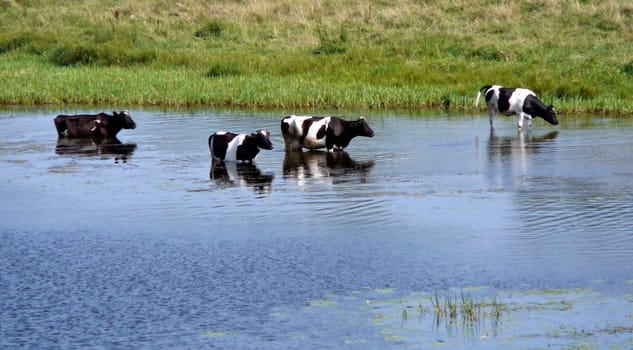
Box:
[475,85,493,107]
[208,134,215,158]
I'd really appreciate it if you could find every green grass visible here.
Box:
[427,291,502,328]
[1,0,633,114]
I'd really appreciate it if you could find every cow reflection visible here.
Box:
[283,151,375,186]
[486,129,559,177]
[55,137,137,163]
[210,161,274,193]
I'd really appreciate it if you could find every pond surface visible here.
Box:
[1,109,632,349]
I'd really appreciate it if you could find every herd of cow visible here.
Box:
[53,85,559,162]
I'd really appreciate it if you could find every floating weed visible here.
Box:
[356,288,633,348]
[200,330,237,337]
[307,298,336,307]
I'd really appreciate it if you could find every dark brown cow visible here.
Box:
[54,110,136,138]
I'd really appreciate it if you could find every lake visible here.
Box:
[1,109,632,349]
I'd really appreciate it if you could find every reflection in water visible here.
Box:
[55,137,137,163]
[210,161,274,194]
[283,151,375,186]
[487,130,558,176]
[4,112,633,350]
[488,129,559,156]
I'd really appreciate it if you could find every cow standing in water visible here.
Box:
[54,110,136,138]
[208,130,273,162]
[475,85,558,129]
[281,115,374,152]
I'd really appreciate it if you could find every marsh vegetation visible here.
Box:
[1,0,633,113]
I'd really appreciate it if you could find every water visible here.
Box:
[1,109,632,349]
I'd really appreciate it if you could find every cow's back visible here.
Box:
[55,114,98,138]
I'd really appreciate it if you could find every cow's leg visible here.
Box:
[517,113,525,129]
[285,140,302,152]
[526,115,533,128]
[282,132,302,152]
[487,107,496,129]
[282,134,292,151]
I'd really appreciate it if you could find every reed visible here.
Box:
[1,0,633,113]
[427,291,503,327]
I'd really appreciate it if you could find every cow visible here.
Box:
[208,130,273,162]
[475,85,558,129]
[54,110,136,138]
[281,115,374,152]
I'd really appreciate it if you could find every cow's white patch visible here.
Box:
[224,134,247,161]
[283,116,326,150]
[302,117,329,149]
[506,88,536,115]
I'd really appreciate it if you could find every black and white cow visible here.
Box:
[54,110,136,138]
[280,115,374,152]
[208,130,273,162]
[475,85,558,129]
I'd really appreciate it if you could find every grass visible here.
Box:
[1,0,633,114]
[428,291,502,327]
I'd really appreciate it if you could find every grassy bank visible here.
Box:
[1,0,633,114]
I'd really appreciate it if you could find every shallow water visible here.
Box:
[1,109,632,349]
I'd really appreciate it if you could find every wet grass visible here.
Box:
[1,0,633,113]
[380,288,633,348]
[426,291,502,328]
[271,288,626,348]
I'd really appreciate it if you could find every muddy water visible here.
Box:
[1,109,632,349]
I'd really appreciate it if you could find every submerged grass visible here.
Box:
[1,0,633,114]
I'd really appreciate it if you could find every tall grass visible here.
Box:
[1,0,633,113]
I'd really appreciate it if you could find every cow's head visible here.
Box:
[355,116,374,137]
[253,130,273,150]
[114,110,137,129]
[543,105,558,125]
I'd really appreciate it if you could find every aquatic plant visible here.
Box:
[425,291,503,329]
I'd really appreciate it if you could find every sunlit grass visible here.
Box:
[1,0,633,113]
